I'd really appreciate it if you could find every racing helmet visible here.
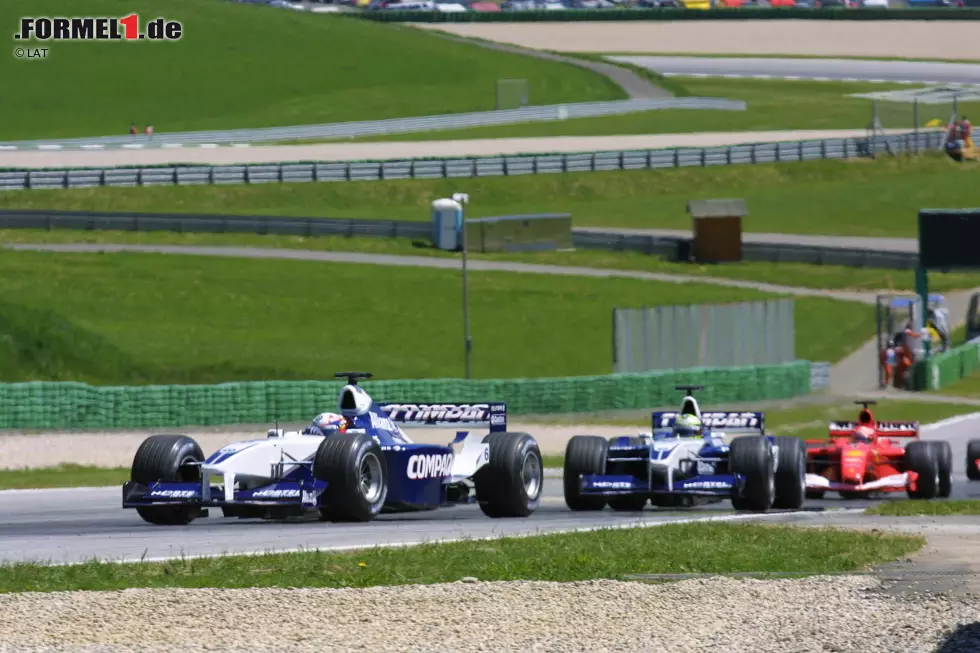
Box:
[303,412,349,436]
[852,425,875,443]
[673,414,703,438]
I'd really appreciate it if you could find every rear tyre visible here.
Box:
[967,439,980,481]
[473,432,543,518]
[905,440,939,500]
[130,434,204,526]
[772,436,807,510]
[929,440,953,498]
[563,435,608,511]
[729,436,775,512]
[314,432,388,522]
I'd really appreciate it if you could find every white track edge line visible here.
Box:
[25,509,850,567]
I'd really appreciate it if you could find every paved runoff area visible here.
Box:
[411,20,980,60]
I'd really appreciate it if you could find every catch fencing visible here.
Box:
[612,299,795,374]
[0,131,943,192]
[0,361,812,430]
[0,98,745,150]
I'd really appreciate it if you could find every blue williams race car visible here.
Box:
[562,386,807,512]
[122,372,543,525]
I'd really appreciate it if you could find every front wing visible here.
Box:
[579,473,741,497]
[805,472,918,494]
[123,476,327,511]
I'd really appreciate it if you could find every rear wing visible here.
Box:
[380,403,507,433]
[827,420,920,438]
[652,411,765,434]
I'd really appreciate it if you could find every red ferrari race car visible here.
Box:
[804,401,952,500]
[966,439,980,481]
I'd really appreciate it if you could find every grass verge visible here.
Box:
[4,154,974,240]
[0,250,871,384]
[526,399,980,441]
[0,522,923,593]
[5,230,980,293]
[0,465,128,490]
[0,0,620,141]
[341,78,978,142]
[930,369,980,400]
[866,500,980,517]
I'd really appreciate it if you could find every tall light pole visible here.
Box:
[452,193,471,379]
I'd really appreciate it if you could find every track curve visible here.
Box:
[3,412,977,565]
[608,56,980,85]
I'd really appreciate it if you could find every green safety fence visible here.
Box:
[915,341,980,392]
[0,361,811,430]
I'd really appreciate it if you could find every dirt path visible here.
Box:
[428,30,673,100]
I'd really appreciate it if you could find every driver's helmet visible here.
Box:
[852,425,875,443]
[303,412,349,436]
[673,414,703,438]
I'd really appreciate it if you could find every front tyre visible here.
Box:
[314,432,388,522]
[905,440,939,500]
[474,432,543,518]
[772,436,807,510]
[563,435,608,511]
[130,434,204,526]
[929,440,952,498]
[729,436,775,512]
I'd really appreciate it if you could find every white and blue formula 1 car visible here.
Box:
[562,386,807,513]
[122,372,543,525]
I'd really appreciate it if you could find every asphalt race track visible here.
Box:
[606,56,980,85]
[3,412,978,566]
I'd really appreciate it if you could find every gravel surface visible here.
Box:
[411,20,980,60]
[0,576,977,652]
[0,424,633,470]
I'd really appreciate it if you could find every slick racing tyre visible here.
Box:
[967,439,980,481]
[905,440,939,500]
[563,435,608,511]
[929,440,953,498]
[473,432,543,518]
[729,436,775,512]
[130,434,205,526]
[772,436,807,510]
[314,432,388,522]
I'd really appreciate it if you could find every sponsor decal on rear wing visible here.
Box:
[652,411,765,433]
[380,403,506,433]
[828,420,920,437]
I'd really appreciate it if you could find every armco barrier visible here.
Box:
[0,209,918,269]
[0,361,811,430]
[0,131,941,191]
[916,340,980,391]
[356,7,980,21]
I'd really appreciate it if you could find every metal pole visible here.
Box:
[914,99,920,155]
[462,228,471,380]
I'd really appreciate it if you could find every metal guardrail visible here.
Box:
[576,231,918,269]
[0,210,432,240]
[0,98,745,150]
[0,209,919,270]
[0,131,941,191]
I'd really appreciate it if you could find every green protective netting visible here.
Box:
[919,341,980,391]
[0,362,812,430]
